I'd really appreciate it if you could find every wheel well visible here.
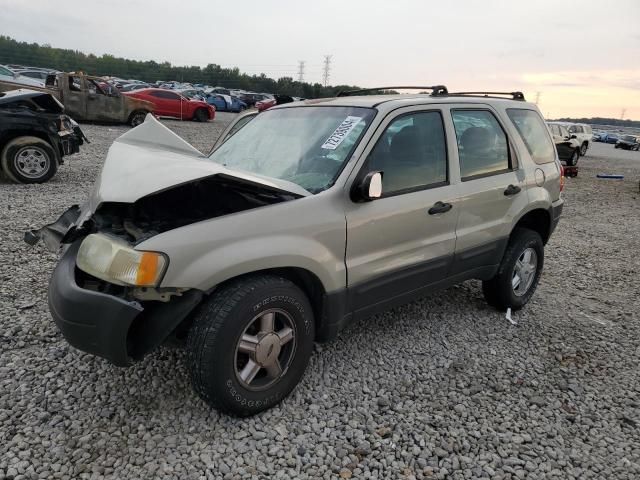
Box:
[206,267,327,339]
[0,131,59,162]
[513,209,551,244]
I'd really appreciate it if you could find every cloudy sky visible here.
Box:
[2,0,639,119]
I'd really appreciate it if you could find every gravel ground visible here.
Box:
[1,119,639,480]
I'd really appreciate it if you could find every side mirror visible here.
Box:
[570,134,577,139]
[352,171,383,202]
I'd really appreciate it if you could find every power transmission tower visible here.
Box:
[534,91,541,105]
[322,55,332,87]
[297,61,305,82]
[620,109,626,120]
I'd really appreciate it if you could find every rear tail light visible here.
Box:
[560,165,565,192]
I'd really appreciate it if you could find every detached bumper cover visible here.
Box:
[48,242,143,366]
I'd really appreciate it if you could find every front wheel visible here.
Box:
[187,275,314,416]
[128,110,148,127]
[1,136,58,184]
[482,228,544,311]
[194,108,209,122]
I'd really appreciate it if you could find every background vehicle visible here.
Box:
[603,133,619,144]
[0,89,86,183]
[548,121,591,156]
[0,64,46,87]
[125,88,215,121]
[206,94,247,112]
[615,135,640,150]
[0,72,153,126]
[37,88,562,416]
[547,122,581,165]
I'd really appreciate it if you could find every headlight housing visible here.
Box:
[76,234,167,287]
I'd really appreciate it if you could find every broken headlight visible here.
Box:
[57,115,74,132]
[76,234,167,287]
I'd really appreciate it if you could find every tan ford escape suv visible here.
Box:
[28,86,563,416]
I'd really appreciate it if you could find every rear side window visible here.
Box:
[451,110,510,180]
[507,109,556,164]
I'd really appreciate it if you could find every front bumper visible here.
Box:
[48,241,143,366]
[48,240,204,366]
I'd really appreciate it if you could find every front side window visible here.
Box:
[508,109,556,164]
[452,110,510,179]
[209,106,375,193]
[367,111,447,194]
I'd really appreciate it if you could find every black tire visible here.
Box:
[566,149,579,166]
[1,136,58,184]
[128,110,148,127]
[187,275,314,416]
[482,228,544,311]
[580,143,588,156]
[194,108,209,122]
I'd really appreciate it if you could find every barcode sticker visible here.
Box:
[321,116,363,150]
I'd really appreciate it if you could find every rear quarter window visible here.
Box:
[507,109,556,164]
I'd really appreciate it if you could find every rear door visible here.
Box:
[344,107,459,318]
[62,74,87,120]
[447,106,528,275]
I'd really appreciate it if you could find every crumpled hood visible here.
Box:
[85,115,309,214]
[0,88,64,113]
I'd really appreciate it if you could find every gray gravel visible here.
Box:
[1,120,639,480]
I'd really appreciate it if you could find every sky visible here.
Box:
[1,0,639,119]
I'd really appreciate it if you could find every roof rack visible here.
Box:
[336,85,449,97]
[447,91,525,101]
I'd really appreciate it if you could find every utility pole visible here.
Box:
[534,91,541,106]
[322,55,332,87]
[620,108,626,120]
[297,60,305,82]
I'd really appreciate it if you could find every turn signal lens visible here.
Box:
[560,165,565,192]
[77,234,167,287]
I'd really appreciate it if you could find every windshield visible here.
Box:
[622,135,635,141]
[209,106,375,193]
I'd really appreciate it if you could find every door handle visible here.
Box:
[504,184,522,196]
[428,201,453,215]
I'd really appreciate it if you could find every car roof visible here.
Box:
[273,94,536,113]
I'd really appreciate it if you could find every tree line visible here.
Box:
[0,36,359,98]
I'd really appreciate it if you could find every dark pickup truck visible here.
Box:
[0,89,87,183]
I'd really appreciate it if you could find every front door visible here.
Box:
[345,108,459,318]
[86,79,124,122]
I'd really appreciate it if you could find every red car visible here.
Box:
[123,88,215,122]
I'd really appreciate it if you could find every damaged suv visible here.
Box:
[31,86,563,416]
[1,89,86,183]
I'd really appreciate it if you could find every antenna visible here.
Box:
[297,60,305,82]
[322,55,332,87]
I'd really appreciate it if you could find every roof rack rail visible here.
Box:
[448,91,525,101]
[336,85,449,97]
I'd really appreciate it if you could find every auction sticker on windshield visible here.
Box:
[321,116,363,150]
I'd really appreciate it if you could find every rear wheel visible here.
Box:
[194,108,209,122]
[1,136,58,184]
[580,143,588,156]
[482,228,544,311]
[187,275,314,416]
[566,149,579,166]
